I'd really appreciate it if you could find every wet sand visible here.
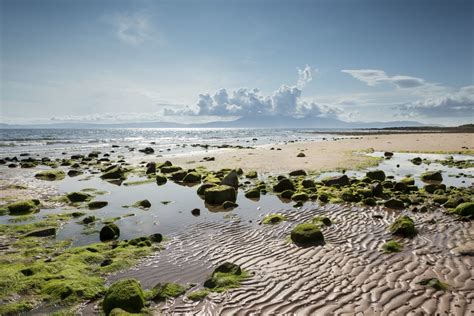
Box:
[167,133,474,173]
[112,204,474,315]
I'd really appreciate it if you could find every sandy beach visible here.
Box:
[169,133,474,173]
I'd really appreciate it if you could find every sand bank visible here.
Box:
[167,133,474,173]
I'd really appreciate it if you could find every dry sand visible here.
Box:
[167,133,474,173]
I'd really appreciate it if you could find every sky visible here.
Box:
[1,0,473,126]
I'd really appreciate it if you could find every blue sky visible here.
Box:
[1,0,473,125]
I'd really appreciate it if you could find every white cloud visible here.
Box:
[103,11,151,45]
[342,69,425,88]
[297,64,314,88]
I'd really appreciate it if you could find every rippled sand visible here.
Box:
[111,204,474,315]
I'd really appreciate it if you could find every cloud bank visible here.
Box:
[342,69,425,88]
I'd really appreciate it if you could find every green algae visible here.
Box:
[382,240,403,253]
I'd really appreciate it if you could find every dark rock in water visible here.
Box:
[67,169,83,177]
[280,189,295,199]
[191,208,200,216]
[223,201,238,209]
[322,175,350,187]
[289,169,306,176]
[389,216,416,238]
[156,173,167,185]
[384,199,405,209]
[88,201,108,209]
[170,170,187,181]
[25,227,56,237]
[301,179,315,188]
[297,152,306,157]
[146,162,156,174]
[161,165,182,174]
[100,165,126,180]
[290,223,324,245]
[139,147,155,154]
[366,170,386,181]
[100,224,120,241]
[6,200,39,215]
[384,152,394,157]
[34,170,66,181]
[420,171,443,182]
[410,157,422,165]
[0,159,5,164]
[149,233,163,243]
[244,188,260,199]
[204,185,236,205]
[103,279,145,315]
[292,192,309,202]
[424,183,446,194]
[8,163,17,168]
[273,178,295,192]
[66,192,90,202]
[82,216,96,224]
[393,182,407,192]
[183,172,201,183]
[197,183,216,195]
[221,170,239,188]
[134,199,151,209]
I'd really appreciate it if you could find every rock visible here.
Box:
[424,183,446,194]
[244,188,260,199]
[149,233,163,243]
[204,185,237,205]
[420,171,443,182]
[67,169,83,177]
[221,170,239,188]
[384,199,405,209]
[103,279,145,315]
[262,214,287,225]
[34,170,66,181]
[371,182,384,196]
[273,178,295,192]
[25,227,56,237]
[389,216,417,238]
[160,166,182,174]
[411,157,422,165]
[454,202,474,218]
[339,188,361,202]
[170,170,187,181]
[289,169,306,176]
[145,162,156,174]
[322,175,350,187]
[203,262,244,290]
[384,152,394,157]
[155,173,167,185]
[6,200,39,215]
[100,224,120,241]
[443,197,466,208]
[66,192,91,202]
[152,283,186,301]
[280,189,295,199]
[101,259,113,267]
[139,147,154,154]
[197,183,217,195]
[290,223,324,245]
[222,201,238,209]
[100,165,126,180]
[366,170,386,181]
[291,192,309,202]
[82,216,96,224]
[418,278,448,291]
[245,170,258,179]
[191,208,200,216]
[134,200,151,209]
[183,172,201,183]
[363,197,377,206]
[297,152,306,157]
[400,177,415,185]
[312,215,332,227]
[393,182,407,192]
[88,201,108,209]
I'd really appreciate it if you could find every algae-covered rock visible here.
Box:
[152,283,186,301]
[384,199,404,209]
[139,147,154,154]
[82,216,96,224]
[67,169,83,177]
[103,279,145,315]
[170,170,187,181]
[204,185,236,205]
[339,189,361,202]
[312,215,332,227]
[160,165,182,174]
[289,169,306,176]
[290,223,324,245]
[183,172,201,183]
[187,289,209,301]
[366,170,386,181]
[245,170,258,179]
[418,278,448,291]
[424,183,446,194]
[100,223,120,241]
[146,162,156,174]
[6,200,39,215]
[156,173,167,185]
[321,175,350,187]
[221,170,239,188]
[389,216,417,238]
[133,199,151,209]
[420,171,443,182]
[371,182,384,196]
[301,179,316,188]
[222,201,238,209]
[382,240,402,253]
[197,183,217,196]
[262,214,287,225]
[203,262,247,292]
[25,227,56,237]
[443,197,466,209]
[454,202,474,218]
[88,201,108,209]
[400,177,415,185]
[280,189,295,199]
[363,197,377,206]
[244,188,260,199]
[66,192,91,203]
[411,157,422,165]
[100,165,126,180]
[273,178,295,192]
[34,169,66,181]
[291,192,309,202]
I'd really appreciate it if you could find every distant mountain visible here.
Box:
[0,115,426,129]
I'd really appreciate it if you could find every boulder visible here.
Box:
[420,171,443,182]
[411,157,422,165]
[103,279,145,315]
[82,216,96,224]
[204,185,237,205]
[297,152,306,157]
[455,202,474,218]
[67,169,83,177]
[88,201,108,209]
[34,170,65,181]
[183,172,201,183]
[280,189,295,199]
[290,223,324,245]
[273,178,295,192]
[145,162,156,174]
[291,192,309,202]
[25,227,56,237]
[134,200,151,209]
[7,200,39,215]
[100,224,120,241]
[366,170,386,181]
[424,183,446,194]
[301,179,315,188]
[289,169,307,176]
[160,166,182,174]
[223,201,238,209]
[321,175,350,187]
[244,188,260,199]
[245,170,258,179]
[170,170,187,181]
[221,170,239,188]
[371,182,384,196]
[389,216,417,237]
[191,208,200,216]
[155,173,167,185]
[384,199,405,209]
[139,147,154,154]
[66,192,91,203]
[100,165,126,180]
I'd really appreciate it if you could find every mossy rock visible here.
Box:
[289,169,307,176]
[100,165,126,180]
[187,289,209,301]
[411,157,422,165]
[280,189,295,199]
[321,175,350,187]
[88,201,108,209]
[197,183,217,196]
[454,202,474,218]
[133,199,151,209]
[384,199,404,209]
[103,279,145,315]
[400,177,415,185]
[318,193,329,203]
[262,214,287,225]
[418,278,448,291]
[152,283,186,301]
[66,192,91,203]
[290,223,324,245]
[291,192,309,202]
[363,197,377,206]
[424,183,446,194]
[420,171,443,182]
[357,188,373,198]
[366,170,386,181]
[244,188,260,199]
[100,223,120,241]
[245,170,258,179]
[301,179,316,188]
[6,200,39,215]
[34,169,65,181]
[222,201,238,209]
[221,170,239,188]
[443,197,466,209]
[393,182,407,192]
[389,216,417,238]
[312,216,331,227]
[433,195,448,204]
[203,262,247,292]
[273,178,295,192]
[160,165,182,174]
[204,185,236,205]
[382,240,402,253]
[339,189,361,202]
[82,216,96,224]
[156,173,167,185]
[183,172,201,183]
[170,170,187,181]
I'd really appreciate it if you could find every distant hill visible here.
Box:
[0,115,426,129]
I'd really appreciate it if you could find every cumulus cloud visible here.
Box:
[164,65,339,119]
[342,69,425,88]
[103,11,151,45]
[398,85,474,117]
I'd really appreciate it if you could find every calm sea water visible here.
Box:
[0,128,338,158]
